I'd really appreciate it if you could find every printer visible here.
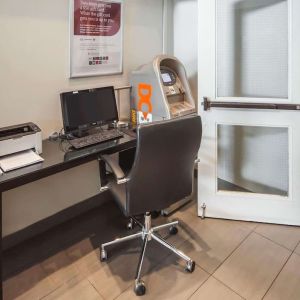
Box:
[0,122,42,157]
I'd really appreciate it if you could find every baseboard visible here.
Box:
[2,190,112,250]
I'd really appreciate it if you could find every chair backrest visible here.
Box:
[126,114,202,216]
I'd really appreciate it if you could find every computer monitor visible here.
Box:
[60,86,118,135]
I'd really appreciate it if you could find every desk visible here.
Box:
[0,132,136,299]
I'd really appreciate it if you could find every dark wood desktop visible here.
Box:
[0,130,137,299]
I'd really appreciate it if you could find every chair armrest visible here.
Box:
[100,154,129,184]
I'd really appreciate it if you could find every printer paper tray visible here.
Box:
[0,150,44,172]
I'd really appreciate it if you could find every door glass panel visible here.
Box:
[217,125,289,196]
[217,0,288,98]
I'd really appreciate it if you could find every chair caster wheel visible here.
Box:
[100,249,107,262]
[134,280,146,296]
[151,211,160,219]
[169,226,178,235]
[185,260,195,273]
[126,219,135,230]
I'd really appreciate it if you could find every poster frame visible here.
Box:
[69,0,124,78]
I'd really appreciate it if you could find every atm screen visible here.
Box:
[162,73,172,83]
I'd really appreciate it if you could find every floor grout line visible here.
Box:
[291,240,300,258]
[186,217,257,300]
[293,251,300,257]
[88,278,106,300]
[39,278,80,300]
[251,222,260,231]
[8,199,300,300]
[212,275,247,300]
[39,282,65,300]
[253,231,296,252]
[181,226,255,300]
[211,227,254,276]
[261,249,294,300]
[186,273,212,300]
[201,225,297,300]
[180,218,300,299]
[205,230,253,299]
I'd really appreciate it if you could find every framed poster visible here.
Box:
[70,0,123,78]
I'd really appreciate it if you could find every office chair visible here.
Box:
[99,115,202,296]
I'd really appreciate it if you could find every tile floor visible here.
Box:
[3,199,300,300]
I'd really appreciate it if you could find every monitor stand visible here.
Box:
[72,122,117,138]
[73,127,90,138]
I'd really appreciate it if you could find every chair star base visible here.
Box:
[100,213,195,296]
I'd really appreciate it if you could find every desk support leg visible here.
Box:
[98,159,108,192]
[0,192,2,300]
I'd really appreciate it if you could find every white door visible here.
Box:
[198,0,300,225]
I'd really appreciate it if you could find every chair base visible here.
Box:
[100,213,195,296]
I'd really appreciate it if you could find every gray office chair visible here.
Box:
[100,115,202,296]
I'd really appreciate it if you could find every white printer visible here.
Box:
[0,122,42,157]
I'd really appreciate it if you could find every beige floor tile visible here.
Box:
[3,264,57,300]
[41,251,80,286]
[175,218,252,274]
[70,250,102,279]
[255,223,300,250]
[233,220,258,231]
[214,232,291,300]
[115,255,209,300]
[152,211,199,248]
[175,200,198,218]
[42,278,103,300]
[65,238,96,261]
[189,276,243,300]
[7,197,300,300]
[65,239,103,278]
[264,253,300,300]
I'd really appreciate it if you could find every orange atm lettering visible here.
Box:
[137,83,153,119]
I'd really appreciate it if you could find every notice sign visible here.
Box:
[70,0,123,78]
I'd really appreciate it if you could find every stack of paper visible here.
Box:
[0,150,44,172]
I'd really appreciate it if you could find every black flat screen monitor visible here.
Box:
[60,86,118,134]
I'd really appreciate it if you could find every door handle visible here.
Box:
[202,97,300,111]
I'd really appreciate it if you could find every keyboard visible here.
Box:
[69,129,124,149]
[120,128,137,138]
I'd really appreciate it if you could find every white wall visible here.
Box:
[0,0,164,236]
[171,0,198,101]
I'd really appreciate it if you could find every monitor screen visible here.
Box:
[60,86,118,134]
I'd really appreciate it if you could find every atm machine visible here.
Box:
[130,55,196,124]
[129,55,197,214]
